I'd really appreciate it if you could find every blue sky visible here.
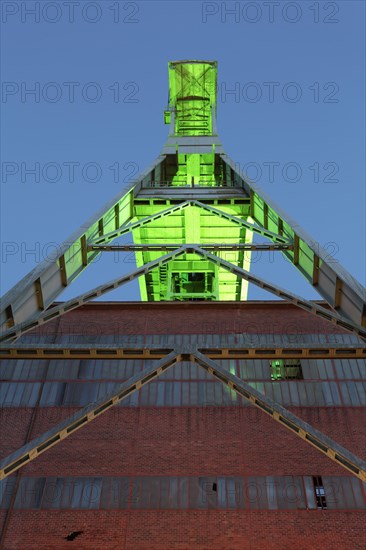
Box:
[1,0,365,302]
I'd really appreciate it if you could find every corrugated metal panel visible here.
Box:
[3,476,365,510]
[356,359,366,379]
[63,383,98,406]
[323,476,351,510]
[0,477,16,509]
[0,359,47,381]
[288,382,300,406]
[303,476,317,509]
[100,477,129,509]
[39,382,66,406]
[237,360,270,380]
[47,360,80,380]
[1,356,364,384]
[265,476,278,510]
[17,334,55,345]
[355,382,366,405]
[0,382,41,407]
[285,476,306,510]
[322,381,341,406]
[0,380,364,407]
[14,478,45,509]
[339,382,365,406]
[42,477,63,509]
[40,477,103,509]
[77,359,144,380]
[302,359,335,380]
[247,476,269,509]
[350,477,366,509]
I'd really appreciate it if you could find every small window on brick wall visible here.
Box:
[312,476,327,509]
[270,359,303,380]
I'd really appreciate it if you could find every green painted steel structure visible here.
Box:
[1,60,365,336]
[134,60,253,301]
[0,61,365,486]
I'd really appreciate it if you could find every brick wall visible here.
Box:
[2,510,366,550]
[1,302,365,549]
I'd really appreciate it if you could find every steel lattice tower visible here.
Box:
[0,61,365,483]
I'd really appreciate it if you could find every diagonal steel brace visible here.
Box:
[0,348,365,482]
[192,246,366,341]
[0,247,188,343]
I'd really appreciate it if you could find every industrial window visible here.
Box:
[270,359,303,381]
[312,476,327,509]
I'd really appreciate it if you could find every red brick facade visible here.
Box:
[0,302,365,549]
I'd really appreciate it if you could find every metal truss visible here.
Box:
[2,245,366,342]
[88,243,294,253]
[1,60,364,496]
[0,342,365,360]
[0,248,186,343]
[91,199,287,246]
[188,200,288,244]
[222,154,366,328]
[1,349,365,482]
[192,247,366,341]
[90,200,192,245]
[1,59,365,332]
[2,183,365,332]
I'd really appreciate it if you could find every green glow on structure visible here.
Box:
[167,60,217,136]
[131,60,254,302]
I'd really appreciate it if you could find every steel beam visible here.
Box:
[91,200,193,245]
[191,200,289,244]
[193,351,366,481]
[88,243,294,253]
[1,347,365,482]
[193,247,366,341]
[0,247,188,343]
[222,154,366,328]
[91,199,290,246]
[0,342,365,360]
[0,155,170,331]
[0,351,179,481]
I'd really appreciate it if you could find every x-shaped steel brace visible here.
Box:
[1,349,365,482]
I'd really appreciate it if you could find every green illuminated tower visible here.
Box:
[1,60,366,484]
[1,60,365,338]
[131,60,254,301]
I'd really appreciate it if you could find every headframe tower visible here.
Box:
[1,60,365,490]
